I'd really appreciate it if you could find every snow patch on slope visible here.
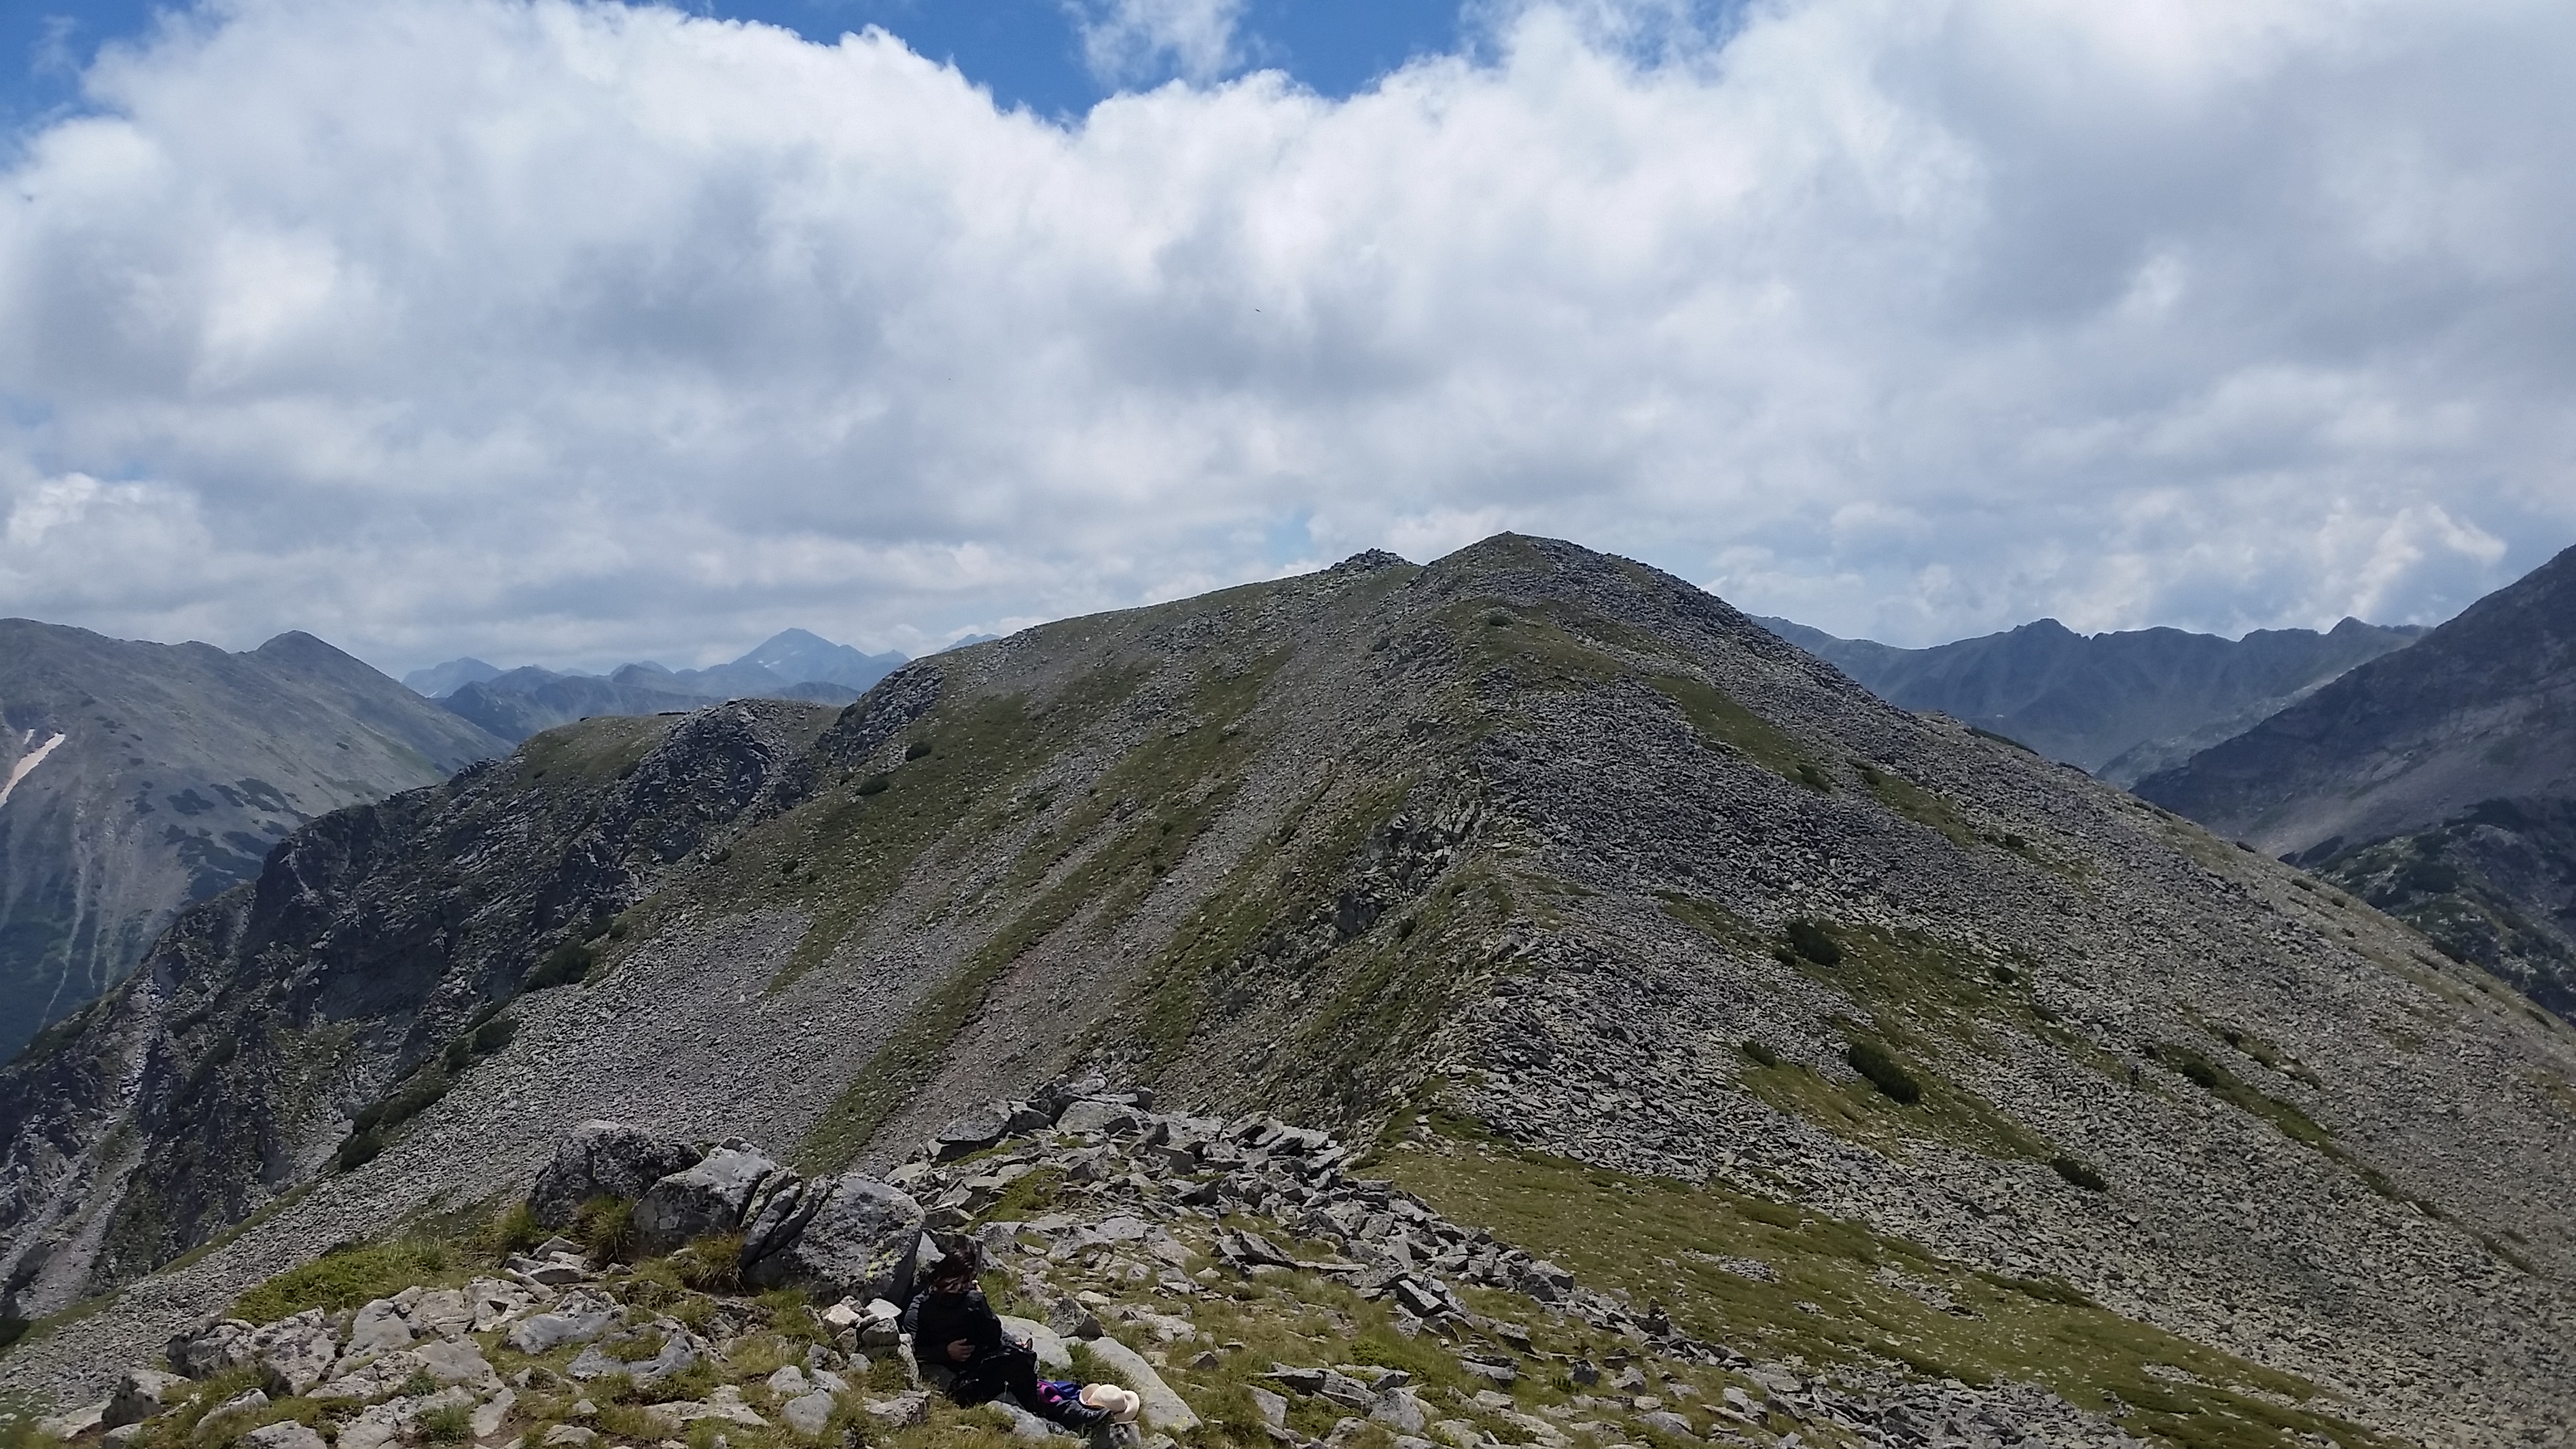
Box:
[0,732,66,810]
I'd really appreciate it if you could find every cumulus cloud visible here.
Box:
[0,0,2571,672]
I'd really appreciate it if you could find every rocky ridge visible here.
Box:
[3,537,2572,1449]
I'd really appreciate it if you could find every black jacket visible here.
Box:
[902,1285,1006,1358]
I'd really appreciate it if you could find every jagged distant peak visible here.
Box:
[1328,548,1414,574]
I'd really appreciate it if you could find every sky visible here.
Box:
[1,0,2570,673]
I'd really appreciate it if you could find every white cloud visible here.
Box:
[1066,0,1246,87]
[0,0,2570,672]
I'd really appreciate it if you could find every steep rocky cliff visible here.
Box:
[2,538,2571,1449]
[2138,544,2576,1017]
[0,623,508,1055]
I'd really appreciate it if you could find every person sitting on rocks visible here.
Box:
[901,1240,1113,1432]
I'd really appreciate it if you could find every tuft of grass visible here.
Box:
[230,1241,451,1324]
[673,1233,745,1294]
[526,941,597,990]
[985,1167,1066,1222]
[481,1201,545,1257]
[415,1406,472,1443]
[573,1196,638,1263]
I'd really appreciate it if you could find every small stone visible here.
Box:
[859,1392,930,1428]
[541,1426,597,1447]
[343,1300,414,1360]
[780,1391,836,1437]
[473,1387,518,1438]
[765,1365,811,1398]
[240,1424,328,1449]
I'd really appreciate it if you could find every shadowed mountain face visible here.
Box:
[0,623,509,1056]
[2137,544,2576,1016]
[1762,616,2421,785]
[412,631,904,743]
[3,539,2573,1449]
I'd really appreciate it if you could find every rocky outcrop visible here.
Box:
[526,1122,705,1228]
[0,700,831,1317]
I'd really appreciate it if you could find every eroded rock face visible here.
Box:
[740,1173,925,1305]
[528,1122,705,1229]
[631,1144,777,1256]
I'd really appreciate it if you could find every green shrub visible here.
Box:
[904,740,933,761]
[0,1313,28,1352]
[1785,919,1842,967]
[2050,1155,2107,1192]
[1739,1040,1780,1069]
[854,773,891,796]
[574,1196,638,1262]
[470,1015,519,1055]
[527,941,597,990]
[331,1129,384,1173]
[1845,1041,1922,1104]
[1990,964,2018,984]
[416,1406,471,1443]
[1796,762,1833,792]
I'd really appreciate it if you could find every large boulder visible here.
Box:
[631,1144,777,1256]
[743,1173,924,1304]
[103,1368,191,1429]
[528,1121,705,1228]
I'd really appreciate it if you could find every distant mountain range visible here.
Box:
[0,623,508,1055]
[405,629,905,744]
[1760,615,2424,786]
[2138,545,2576,1015]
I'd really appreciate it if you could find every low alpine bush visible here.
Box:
[1846,1041,1923,1104]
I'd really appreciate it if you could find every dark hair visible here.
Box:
[928,1238,983,1288]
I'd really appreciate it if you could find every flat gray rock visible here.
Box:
[1081,1336,1198,1433]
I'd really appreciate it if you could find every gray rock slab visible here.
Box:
[238,1423,327,1449]
[998,1315,1072,1372]
[1081,1336,1199,1433]
[504,1290,621,1354]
